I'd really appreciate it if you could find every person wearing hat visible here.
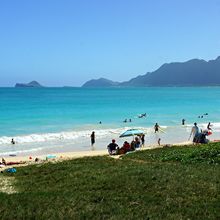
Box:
[107,139,118,155]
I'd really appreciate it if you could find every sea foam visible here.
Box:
[0,127,153,145]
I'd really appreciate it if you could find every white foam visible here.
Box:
[197,122,220,132]
[0,127,152,145]
[0,147,43,156]
[1,122,218,148]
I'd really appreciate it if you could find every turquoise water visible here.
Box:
[0,87,220,155]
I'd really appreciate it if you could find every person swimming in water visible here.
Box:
[138,113,147,118]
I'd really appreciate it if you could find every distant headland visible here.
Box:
[82,78,120,87]
[15,81,44,88]
[82,56,220,87]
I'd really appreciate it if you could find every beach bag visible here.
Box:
[6,168,17,173]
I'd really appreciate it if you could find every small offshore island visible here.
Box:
[15,81,44,88]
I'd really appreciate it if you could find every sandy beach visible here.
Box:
[2,149,108,163]
[0,140,192,171]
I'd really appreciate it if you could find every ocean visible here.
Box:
[0,87,220,156]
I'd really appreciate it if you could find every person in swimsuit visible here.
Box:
[207,122,212,130]
[90,131,95,146]
[154,123,160,133]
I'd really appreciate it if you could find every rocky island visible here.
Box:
[15,81,44,88]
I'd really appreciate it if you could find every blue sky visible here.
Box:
[0,0,220,86]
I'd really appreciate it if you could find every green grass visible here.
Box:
[0,143,220,219]
[124,142,220,164]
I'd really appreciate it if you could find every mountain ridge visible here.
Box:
[82,56,220,87]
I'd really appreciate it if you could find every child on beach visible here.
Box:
[158,138,161,146]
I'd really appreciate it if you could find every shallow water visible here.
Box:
[0,87,219,156]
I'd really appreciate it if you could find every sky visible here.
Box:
[0,0,220,87]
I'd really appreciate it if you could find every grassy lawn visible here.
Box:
[0,143,220,219]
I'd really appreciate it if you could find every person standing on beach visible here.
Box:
[141,134,145,148]
[154,123,160,133]
[189,123,199,143]
[134,136,141,149]
[90,131,95,146]
[158,138,161,146]
[207,122,212,130]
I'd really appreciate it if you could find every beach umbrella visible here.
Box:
[119,129,144,138]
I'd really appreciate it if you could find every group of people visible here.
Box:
[91,119,213,156]
[107,135,145,155]
[90,130,145,155]
[189,122,212,144]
